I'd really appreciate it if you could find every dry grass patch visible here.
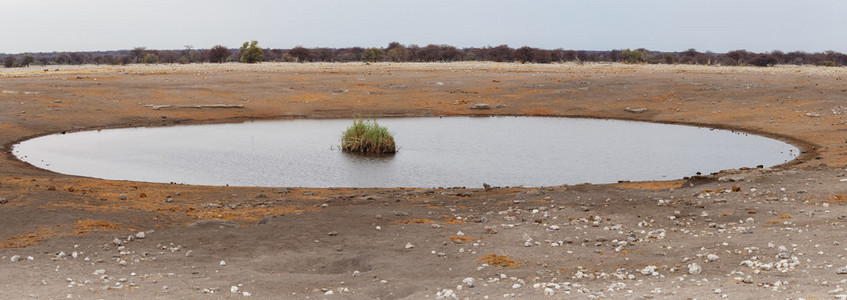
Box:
[450,236,475,242]
[478,254,521,267]
[341,119,396,154]
[399,218,435,224]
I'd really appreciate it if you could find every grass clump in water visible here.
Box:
[341,119,396,154]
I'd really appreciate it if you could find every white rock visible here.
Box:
[512,283,522,289]
[707,254,720,262]
[640,265,658,275]
[324,290,334,295]
[135,232,146,239]
[688,263,702,275]
[231,286,239,293]
[544,287,555,295]
[462,277,475,288]
[242,292,251,297]
[10,255,21,262]
[220,260,227,266]
[405,242,415,249]
[93,269,106,275]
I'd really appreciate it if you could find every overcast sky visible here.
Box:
[3,0,845,54]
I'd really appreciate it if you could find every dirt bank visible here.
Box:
[1,62,846,299]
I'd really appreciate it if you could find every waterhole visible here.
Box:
[13,117,798,188]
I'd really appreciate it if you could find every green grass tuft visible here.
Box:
[341,119,397,154]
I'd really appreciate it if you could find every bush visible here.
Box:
[361,47,385,62]
[341,119,396,154]
[288,46,311,62]
[621,49,643,64]
[239,41,265,63]
[208,45,231,63]
[21,55,34,67]
[4,55,16,68]
[142,53,159,64]
[749,54,777,67]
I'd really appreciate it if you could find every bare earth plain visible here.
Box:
[1,62,847,299]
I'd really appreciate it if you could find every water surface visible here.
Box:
[13,117,798,187]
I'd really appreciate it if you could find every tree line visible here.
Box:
[3,41,846,68]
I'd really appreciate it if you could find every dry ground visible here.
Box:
[1,62,846,299]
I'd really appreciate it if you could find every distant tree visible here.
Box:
[386,42,411,62]
[239,41,265,63]
[749,54,777,67]
[361,47,386,62]
[620,49,643,63]
[208,45,232,63]
[130,47,147,63]
[4,55,16,68]
[415,45,441,62]
[119,55,132,65]
[725,50,751,65]
[21,54,34,67]
[512,46,535,63]
[142,53,159,64]
[482,45,513,62]
[437,45,463,61]
[288,46,311,62]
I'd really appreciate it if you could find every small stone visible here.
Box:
[185,250,193,257]
[220,260,226,266]
[93,269,106,275]
[230,286,239,293]
[837,266,847,274]
[10,255,21,262]
[469,103,491,110]
[544,287,555,296]
[324,290,334,295]
[405,242,415,249]
[462,277,475,288]
[625,107,648,113]
[0,198,7,204]
[688,263,702,275]
[328,231,338,236]
[641,265,657,275]
[119,194,127,200]
[707,254,720,262]
[242,292,251,297]
[135,232,146,239]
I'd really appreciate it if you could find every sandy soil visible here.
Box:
[1,62,846,299]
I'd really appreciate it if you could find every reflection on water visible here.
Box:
[13,117,799,188]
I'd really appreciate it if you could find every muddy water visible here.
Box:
[13,117,798,188]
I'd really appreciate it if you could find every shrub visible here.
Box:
[208,45,231,63]
[341,119,396,154]
[621,49,644,64]
[4,55,16,68]
[361,47,385,62]
[142,53,159,64]
[749,54,777,67]
[239,40,265,63]
[288,46,311,62]
[21,54,34,67]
